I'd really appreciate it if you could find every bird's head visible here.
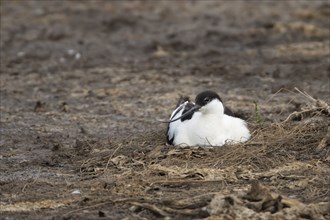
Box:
[195,90,224,115]
[166,90,224,123]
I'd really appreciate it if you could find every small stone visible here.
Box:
[72,189,81,195]
[17,51,25,57]
[75,53,81,60]
[67,49,75,56]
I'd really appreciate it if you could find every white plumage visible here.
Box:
[167,91,250,146]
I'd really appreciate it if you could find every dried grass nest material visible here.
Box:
[126,182,329,219]
[283,87,330,122]
[206,181,329,220]
[72,88,329,219]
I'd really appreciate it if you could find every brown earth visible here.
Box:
[0,1,329,219]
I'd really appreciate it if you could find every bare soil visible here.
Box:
[0,1,329,219]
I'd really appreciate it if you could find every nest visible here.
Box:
[72,89,330,219]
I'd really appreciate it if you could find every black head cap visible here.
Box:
[195,90,223,106]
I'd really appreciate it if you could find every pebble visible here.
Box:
[71,189,81,195]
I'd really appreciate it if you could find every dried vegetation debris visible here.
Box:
[64,106,329,219]
[283,88,330,123]
[207,182,329,220]
[3,96,329,218]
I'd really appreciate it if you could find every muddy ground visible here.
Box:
[0,1,329,219]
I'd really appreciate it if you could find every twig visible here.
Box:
[294,87,316,102]
[317,126,330,150]
[294,87,330,114]
[129,202,169,217]
[22,167,41,192]
[282,87,330,123]
[129,201,208,217]
[149,180,225,187]
[105,144,122,170]
[283,109,315,123]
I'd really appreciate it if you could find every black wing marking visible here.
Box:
[166,102,197,145]
[167,134,174,145]
[180,102,195,121]
[224,106,235,117]
[166,96,191,145]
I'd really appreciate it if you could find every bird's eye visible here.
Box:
[203,97,210,103]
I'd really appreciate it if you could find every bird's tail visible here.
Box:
[175,96,190,108]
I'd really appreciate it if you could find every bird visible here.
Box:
[166,90,250,146]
